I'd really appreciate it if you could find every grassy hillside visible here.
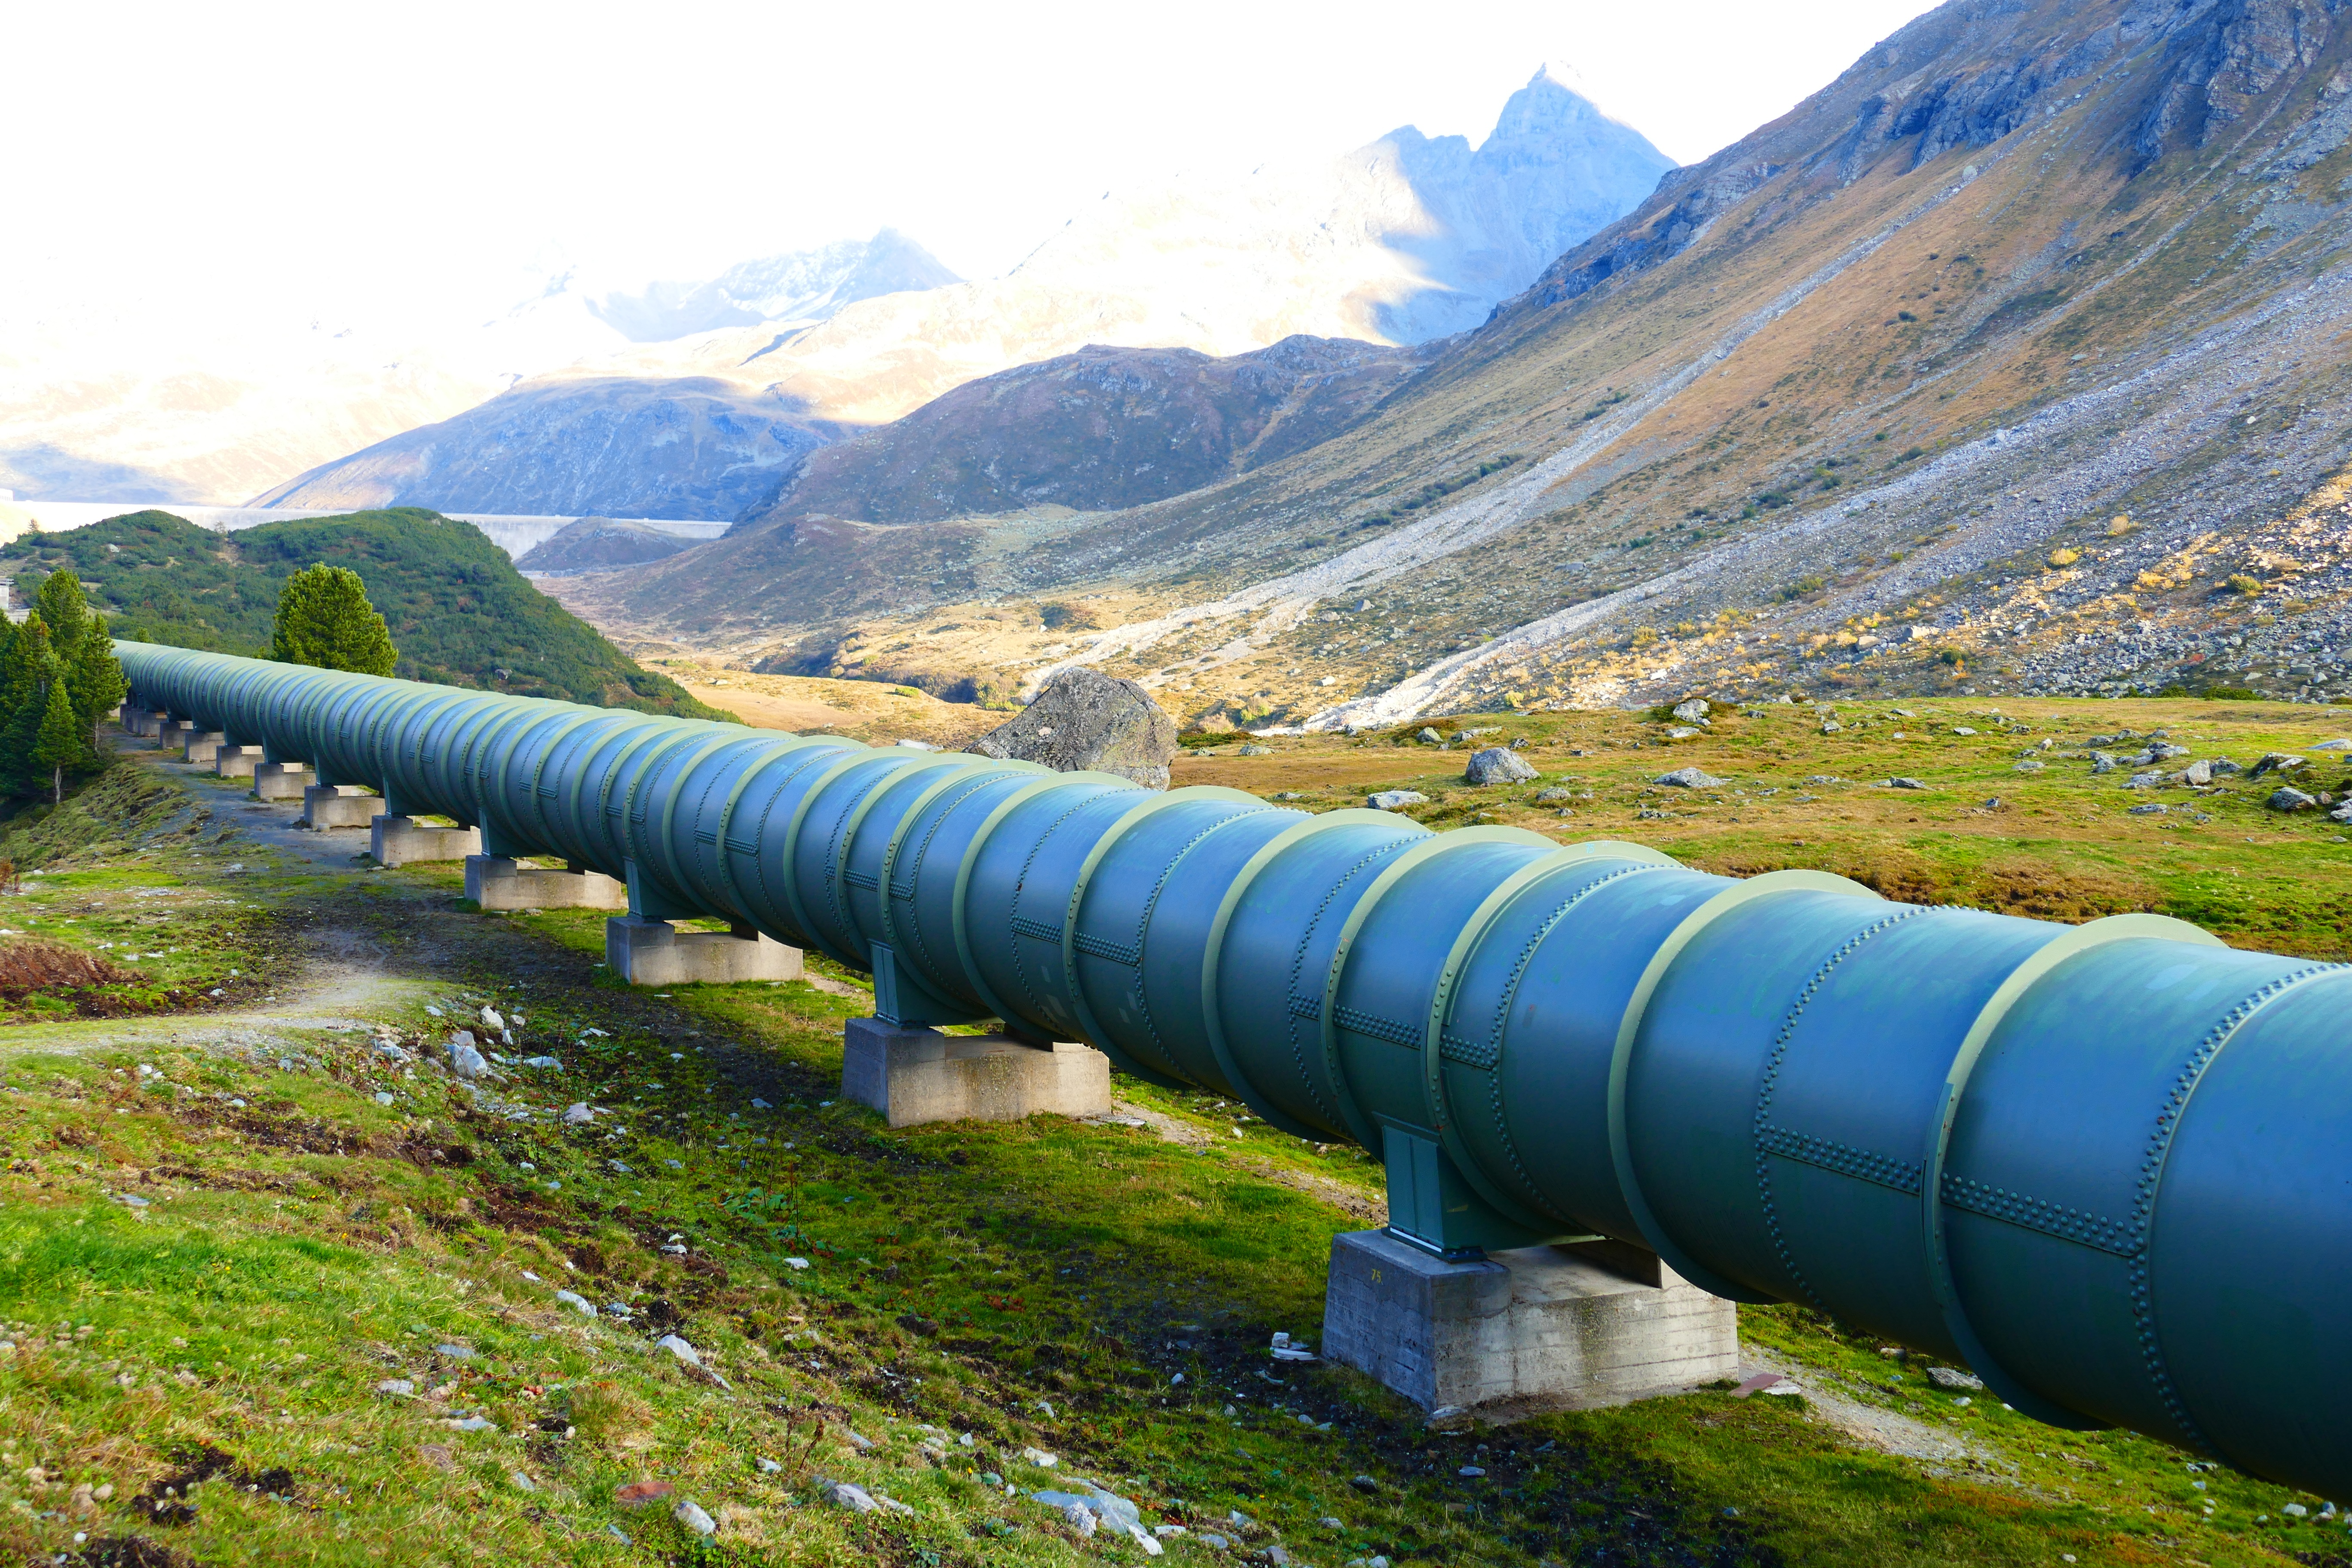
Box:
[0,715,2340,1566]
[1,509,733,720]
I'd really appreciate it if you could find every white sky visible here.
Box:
[6,0,1941,337]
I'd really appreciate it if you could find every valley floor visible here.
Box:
[0,707,2343,1567]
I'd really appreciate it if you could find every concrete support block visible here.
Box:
[370,815,483,867]
[466,855,627,911]
[179,730,227,765]
[841,1017,1112,1128]
[214,745,264,779]
[155,719,186,751]
[299,782,380,829]
[1322,1230,1738,1417]
[129,710,166,738]
[603,915,802,986]
[253,762,315,800]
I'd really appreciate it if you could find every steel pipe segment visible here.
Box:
[111,641,2352,1494]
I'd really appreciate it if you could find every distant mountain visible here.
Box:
[588,230,959,342]
[0,233,958,508]
[5,507,727,718]
[517,514,701,576]
[253,376,836,519]
[761,334,1432,524]
[558,0,2352,730]
[268,67,1673,518]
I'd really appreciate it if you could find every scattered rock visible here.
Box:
[1926,1365,1986,1391]
[2127,771,2165,789]
[2249,752,2307,778]
[375,1378,414,1397]
[1533,787,1576,802]
[1366,790,1427,811]
[554,1290,594,1317]
[2182,759,2214,786]
[820,1479,880,1513]
[2012,760,2045,773]
[2312,738,2352,751]
[1885,777,1926,790]
[1671,698,1711,723]
[672,1498,716,1537]
[479,1006,506,1032]
[1951,726,1978,736]
[1464,747,1538,785]
[511,1472,538,1493]
[2268,786,2318,812]
[1020,1446,1059,1468]
[417,1444,453,1472]
[447,1035,495,1081]
[1653,766,1727,788]
[563,1102,595,1125]
[975,668,1179,789]
[1237,744,1273,756]
[1819,721,1842,734]
[2128,803,2170,815]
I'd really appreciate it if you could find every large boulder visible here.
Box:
[975,668,1179,789]
[1464,747,1539,785]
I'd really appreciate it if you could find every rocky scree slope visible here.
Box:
[582,0,2352,732]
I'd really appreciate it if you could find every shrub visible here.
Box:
[1038,602,1098,631]
[2202,686,2262,700]
[2048,548,2080,567]
[2226,574,2263,596]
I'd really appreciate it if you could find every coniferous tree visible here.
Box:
[34,569,89,666]
[0,615,58,798]
[67,612,127,760]
[270,564,397,676]
[32,676,78,804]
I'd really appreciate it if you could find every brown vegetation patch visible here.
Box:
[0,940,135,995]
[1694,848,2159,923]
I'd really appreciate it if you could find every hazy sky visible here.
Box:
[9,0,1941,335]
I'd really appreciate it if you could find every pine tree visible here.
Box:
[0,616,58,799]
[32,676,78,804]
[34,569,89,666]
[67,612,127,760]
[270,564,397,676]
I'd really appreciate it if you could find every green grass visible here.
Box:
[0,729,2346,1564]
[3,508,731,721]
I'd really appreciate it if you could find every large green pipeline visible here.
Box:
[119,642,2351,1495]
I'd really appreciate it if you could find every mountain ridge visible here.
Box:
[554,0,2352,729]
[253,68,1674,519]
